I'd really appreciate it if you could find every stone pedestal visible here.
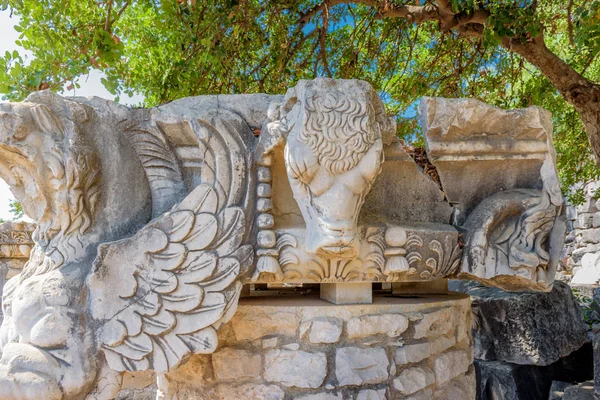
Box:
[320,282,373,304]
[117,293,475,399]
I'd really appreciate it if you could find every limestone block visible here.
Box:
[393,366,435,395]
[321,283,372,304]
[394,343,431,365]
[572,244,600,264]
[593,212,600,228]
[433,368,476,400]
[262,337,278,349]
[308,317,343,344]
[430,335,457,355]
[571,252,600,285]
[576,194,599,214]
[335,347,390,386]
[214,383,285,400]
[346,314,409,339]
[434,350,470,386]
[421,97,564,291]
[579,228,600,244]
[231,308,300,341]
[420,97,559,224]
[566,206,577,221]
[356,389,387,400]
[212,349,261,380]
[360,141,452,225]
[403,388,433,400]
[450,280,589,366]
[413,307,454,339]
[264,350,327,388]
[296,393,343,400]
[575,213,594,229]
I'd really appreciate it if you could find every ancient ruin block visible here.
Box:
[0,79,564,398]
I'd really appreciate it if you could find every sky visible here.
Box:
[0,11,143,221]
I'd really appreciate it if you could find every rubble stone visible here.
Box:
[346,314,409,339]
[308,317,343,344]
[335,347,389,386]
[264,350,327,388]
[393,366,435,395]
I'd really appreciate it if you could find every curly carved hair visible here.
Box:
[13,99,102,277]
[301,90,378,175]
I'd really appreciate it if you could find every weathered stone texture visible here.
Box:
[395,343,431,365]
[231,308,300,341]
[346,314,409,339]
[1,82,563,399]
[563,181,600,281]
[413,307,454,339]
[115,294,474,399]
[356,388,387,400]
[212,348,261,380]
[475,342,593,400]
[264,350,327,388]
[308,317,343,344]
[450,280,588,366]
[393,366,435,395]
[336,347,390,386]
[434,349,471,386]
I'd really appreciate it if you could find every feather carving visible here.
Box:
[89,110,255,374]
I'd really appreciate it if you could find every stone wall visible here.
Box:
[564,181,600,283]
[117,293,475,400]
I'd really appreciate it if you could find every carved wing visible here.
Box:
[88,111,255,373]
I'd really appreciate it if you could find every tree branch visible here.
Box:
[319,4,333,77]
[567,0,575,46]
[104,0,113,31]
[300,0,375,24]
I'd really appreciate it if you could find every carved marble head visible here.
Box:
[270,79,394,258]
[0,91,151,271]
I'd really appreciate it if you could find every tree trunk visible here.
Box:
[504,37,600,165]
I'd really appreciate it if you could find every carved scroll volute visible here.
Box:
[460,189,565,291]
[269,79,395,260]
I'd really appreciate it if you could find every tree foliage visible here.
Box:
[0,0,599,202]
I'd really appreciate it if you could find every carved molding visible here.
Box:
[244,225,461,283]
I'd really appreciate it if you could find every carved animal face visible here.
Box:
[274,79,390,259]
[0,91,100,269]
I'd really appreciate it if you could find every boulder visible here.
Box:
[548,381,595,400]
[450,280,589,366]
[475,342,593,400]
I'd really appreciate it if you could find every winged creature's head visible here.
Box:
[0,91,151,272]
[271,79,393,259]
